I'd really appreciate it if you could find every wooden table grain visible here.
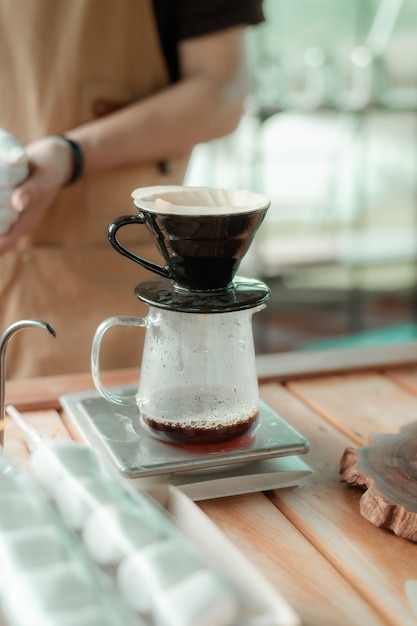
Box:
[4,342,417,626]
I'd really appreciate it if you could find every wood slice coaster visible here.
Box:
[340,422,417,542]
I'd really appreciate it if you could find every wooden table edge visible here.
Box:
[255,341,417,382]
[5,342,417,411]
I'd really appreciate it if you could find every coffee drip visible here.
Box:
[91,186,270,445]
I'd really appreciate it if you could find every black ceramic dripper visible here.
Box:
[107,185,270,294]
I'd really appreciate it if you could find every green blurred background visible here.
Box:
[185,0,417,353]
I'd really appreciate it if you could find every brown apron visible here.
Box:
[0,0,190,378]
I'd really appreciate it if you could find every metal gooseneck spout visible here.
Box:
[0,320,56,446]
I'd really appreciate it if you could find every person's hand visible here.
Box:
[0,135,73,255]
[0,129,29,234]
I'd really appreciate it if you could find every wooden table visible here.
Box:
[4,342,417,626]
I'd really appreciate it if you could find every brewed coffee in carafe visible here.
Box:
[91,186,270,445]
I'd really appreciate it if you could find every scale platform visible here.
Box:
[61,386,312,500]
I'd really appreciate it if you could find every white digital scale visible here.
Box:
[61,386,312,501]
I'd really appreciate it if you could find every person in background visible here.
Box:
[0,0,264,379]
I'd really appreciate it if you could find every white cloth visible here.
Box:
[0,128,28,233]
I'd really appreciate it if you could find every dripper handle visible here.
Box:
[91,316,146,406]
[107,214,171,280]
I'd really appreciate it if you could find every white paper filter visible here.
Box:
[131,185,270,216]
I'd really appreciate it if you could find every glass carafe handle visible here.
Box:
[91,316,146,405]
[107,215,171,279]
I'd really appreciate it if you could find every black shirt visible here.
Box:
[152,0,265,82]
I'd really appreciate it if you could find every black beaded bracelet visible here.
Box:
[58,135,84,185]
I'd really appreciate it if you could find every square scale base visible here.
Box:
[61,387,311,500]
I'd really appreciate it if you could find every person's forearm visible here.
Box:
[67,25,250,177]
[66,74,246,177]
